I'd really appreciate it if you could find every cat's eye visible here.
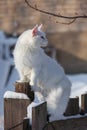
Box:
[41,36,45,39]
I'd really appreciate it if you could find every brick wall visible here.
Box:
[0,0,87,33]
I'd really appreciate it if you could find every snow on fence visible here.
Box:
[4,82,87,130]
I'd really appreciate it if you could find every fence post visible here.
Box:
[4,82,34,130]
[64,97,79,116]
[32,102,47,130]
[81,93,87,114]
[15,82,34,102]
[4,98,30,130]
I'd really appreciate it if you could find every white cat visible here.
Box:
[13,24,71,121]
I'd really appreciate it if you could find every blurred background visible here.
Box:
[0,0,87,74]
[0,0,87,129]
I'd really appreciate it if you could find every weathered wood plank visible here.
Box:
[4,98,30,130]
[32,102,47,130]
[47,116,87,130]
[81,93,87,114]
[64,97,79,116]
[15,82,34,102]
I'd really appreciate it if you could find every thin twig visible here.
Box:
[25,0,87,24]
[55,18,76,25]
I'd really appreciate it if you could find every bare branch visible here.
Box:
[25,0,87,24]
[55,18,76,25]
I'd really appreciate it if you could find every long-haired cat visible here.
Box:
[13,24,71,121]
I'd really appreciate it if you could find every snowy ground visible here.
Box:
[68,74,87,106]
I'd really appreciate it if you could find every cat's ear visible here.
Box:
[32,25,38,37]
[38,24,43,31]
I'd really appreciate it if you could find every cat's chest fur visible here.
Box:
[15,43,40,66]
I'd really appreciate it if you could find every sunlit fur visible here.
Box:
[13,25,71,121]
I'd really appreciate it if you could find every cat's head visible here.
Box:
[18,24,48,48]
[30,24,48,48]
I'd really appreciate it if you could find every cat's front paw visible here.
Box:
[30,81,34,86]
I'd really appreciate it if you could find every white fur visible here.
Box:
[13,25,71,121]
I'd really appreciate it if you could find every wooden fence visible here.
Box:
[4,82,87,130]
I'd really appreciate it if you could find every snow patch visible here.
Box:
[4,91,29,99]
[27,102,38,124]
[27,95,45,124]
[68,74,87,107]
